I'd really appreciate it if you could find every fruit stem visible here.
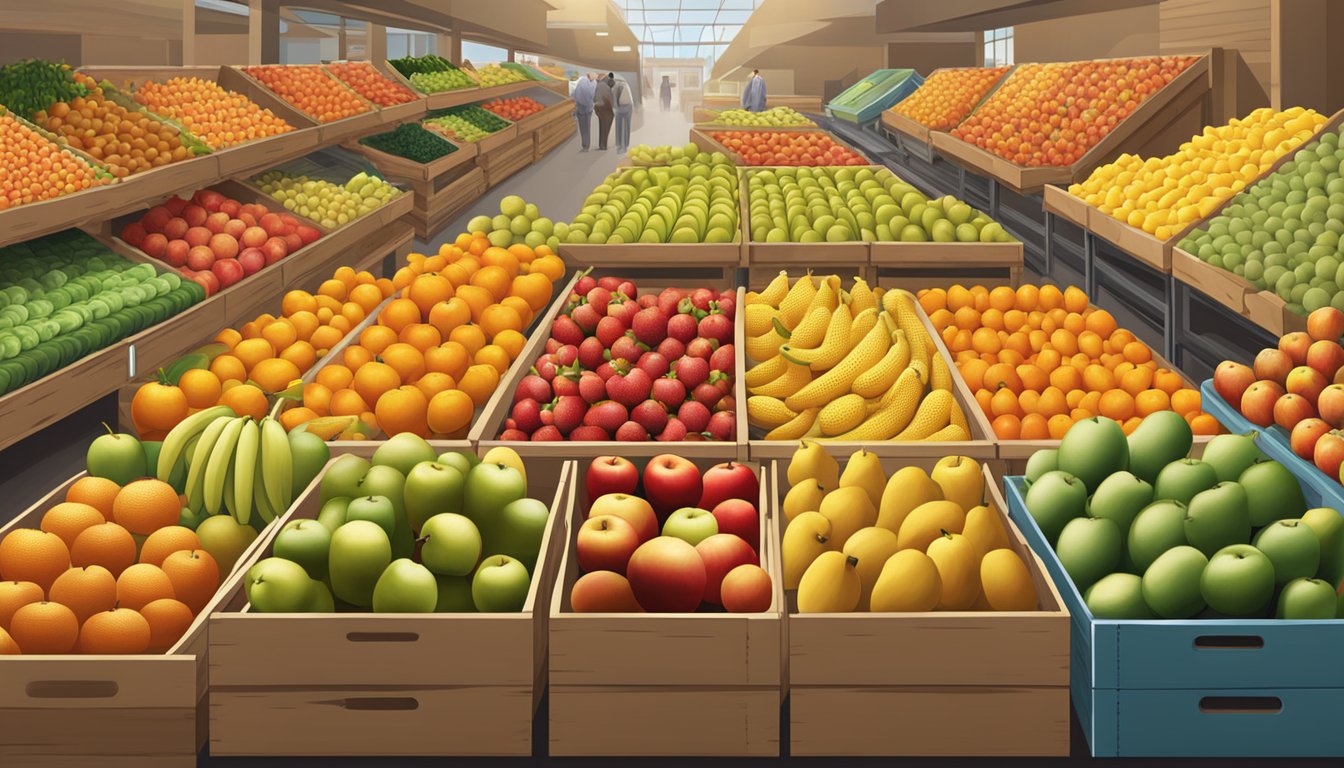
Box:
[845,555,859,568]
[102,421,116,437]
[269,398,286,420]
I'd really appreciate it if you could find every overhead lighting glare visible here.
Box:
[613,45,632,52]
[596,31,609,37]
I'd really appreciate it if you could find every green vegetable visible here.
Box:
[0,59,87,119]
[389,55,461,77]
[360,123,459,164]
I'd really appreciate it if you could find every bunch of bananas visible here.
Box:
[744,271,970,441]
[155,404,294,526]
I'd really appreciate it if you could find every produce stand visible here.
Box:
[533,112,577,161]
[824,69,924,125]
[878,66,1015,164]
[547,459,783,756]
[227,65,381,146]
[776,460,1069,756]
[0,471,273,768]
[322,60,428,126]
[343,136,481,241]
[688,126,875,167]
[870,240,1024,290]
[207,457,573,756]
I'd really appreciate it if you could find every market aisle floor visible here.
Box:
[416,106,693,252]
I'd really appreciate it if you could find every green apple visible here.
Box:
[493,498,551,572]
[1087,471,1152,536]
[329,520,392,608]
[1128,500,1189,572]
[481,446,527,486]
[288,431,330,495]
[196,514,258,574]
[471,555,531,612]
[1056,516,1122,592]
[320,454,370,503]
[463,463,527,549]
[435,574,475,612]
[404,461,465,533]
[663,507,718,546]
[1239,460,1306,527]
[1141,545,1207,618]
[306,580,335,612]
[1300,507,1344,587]
[273,519,331,581]
[246,557,319,612]
[1252,519,1320,584]
[1058,417,1129,492]
[355,465,413,559]
[1085,573,1154,618]
[346,495,397,540]
[1201,544,1275,616]
[419,513,481,576]
[1024,470,1087,546]
[437,450,479,477]
[1183,482,1251,557]
[1124,411,1192,484]
[1154,459,1218,506]
[1024,449,1058,484]
[372,433,437,477]
[1198,432,1266,483]
[316,497,351,533]
[1276,577,1337,619]
[372,558,438,613]
[87,428,146,486]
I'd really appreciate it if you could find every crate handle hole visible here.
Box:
[341,697,420,711]
[346,632,420,643]
[26,680,119,699]
[1193,635,1264,650]
[1199,696,1282,714]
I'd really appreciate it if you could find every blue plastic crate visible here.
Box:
[826,69,924,125]
[1004,472,1344,757]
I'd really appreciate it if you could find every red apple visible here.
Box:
[1292,418,1332,460]
[1308,307,1344,341]
[1254,348,1293,384]
[140,233,168,259]
[642,454,704,521]
[588,493,658,542]
[195,189,225,211]
[163,217,189,241]
[576,515,641,574]
[283,232,303,253]
[1314,431,1344,479]
[259,212,285,236]
[1213,361,1256,406]
[570,571,642,612]
[1274,393,1317,430]
[699,461,760,510]
[586,456,640,504]
[720,564,773,613]
[237,247,266,276]
[164,239,189,267]
[189,269,219,297]
[186,245,215,271]
[205,211,231,234]
[223,218,247,240]
[626,537,706,612]
[208,233,239,261]
[262,237,288,265]
[1280,332,1312,366]
[212,258,244,288]
[296,224,321,245]
[1307,340,1344,380]
[184,226,212,248]
[240,226,268,249]
[1286,365,1327,403]
[710,498,759,550]
[182,204,208,227]
[163,196,188,215]
[1241,380,1285,427]
[695,533,758,605]
[119,221,147,247]
[1319,384,1344,427]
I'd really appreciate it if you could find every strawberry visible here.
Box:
[607,294,639,326]
[596,359,618,380]
[606,363,653,408]
[631,399,669,435]
[687,337,718,360]
[551,315,584,346]
[631,306,669,346]
[714,394,736,413]
[586,286,613,314]
[615,421,648,441]
[504,417,517,431]
[709,343,734,374]
[610,334,645,363]
[531,425,564,441]
[596,315,626,348]
[552,365,580,397]
[651,373,687,409]
[693,382,725,408]
[570,425,609,441]
[552,395,587,434]
[678,400,711,432]
[578,336,607,370]
[575,271,598,295]
[666,312,698,343]
[579,371,607,403]
[690,288,715,312]
[597,276,624,291]
[636,351,670,380]
[511,399,543,433]
[656,337,686,360]
[571,302,601,334]
[583,400,629,433]
[698,311,733,345]
[656,418,689,442]
[657,287,684,316]
[514,374,552,403]
[555,344,579,367]
[534,356,558,382]
[500,428,529,441]
[544,338,562,355]
[674,356,710,390]
[540,407,556,426]
[614,279,637,297]
[707,410,735,441]
[716,292,736,319]
[637,294,658,309]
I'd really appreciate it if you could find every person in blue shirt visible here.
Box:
[572,73,597,152]
[741,69,767,112]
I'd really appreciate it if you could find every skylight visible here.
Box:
[615,0,763,64]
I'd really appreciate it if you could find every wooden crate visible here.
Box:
[534,114,576,160]
[774,459,1069,756]
[208,456,574,756]
[480,132,537,188]
[1243,290,1307,336]
[473,272,747,460]
[879,66,1015,163]
[741,171,873,272]
[548,458,783,756]
[870,241,1024,290]
[407,166,488,241]
[321,61,428,126]
[1171,246,1253,318]
[0,472,273,768]
[226,65,381,146]
[344,134,478,184]
[1042,184,1090,230]
[690,126,874,167]
[374,59,482,111]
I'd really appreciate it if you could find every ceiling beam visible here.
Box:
[875,0,1160,33]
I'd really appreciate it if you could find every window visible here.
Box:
[983,27,1014,67]
[615,0,764,72]
[462,40,509,66]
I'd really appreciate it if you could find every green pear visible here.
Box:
[329,520,392,608]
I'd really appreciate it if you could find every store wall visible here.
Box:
[1160,0,1271,118]
[1014,4,1160,62]
[885,40,979,74]
[193,34,248,66]
[740,44,885,100]
[0,32,82,65]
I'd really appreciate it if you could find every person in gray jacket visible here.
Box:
[612,76,634,153]
[594,73,615,151]
[572,73,597,152]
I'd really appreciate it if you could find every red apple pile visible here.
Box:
[1213,306,1344,479]
[571,454,773,614]
[119,188,321,297]
[500,273,737,442]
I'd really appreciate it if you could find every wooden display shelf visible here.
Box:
[227,66,382,146]
[208,457,573,757]
[374,60,482,110]
[548,459,783,756]
[0,471,273,768]
[533,114,576,161]
[479,132,536,188]
[774,459,1069,756]
[473,273,747,460]
[870,241,1024,290]
[321,61,428,126]
[1171,246,1253,319]
[1243,290,1307,337]
[689,126,874,167]
[345,135,478,183]
[407,166,488,241]
[930,52,1216,195]
[557,239,744,276]
[879,65,1015,163]
[1042,184,1090,230]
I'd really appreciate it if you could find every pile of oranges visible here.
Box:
[32,72,194,178]
[133,76,295,149]
[129,265,396,439]
[325,62,418,107]
[295,235,565,438]
[891,66,1009,130]
[242,66,372,124]
[0,477,219,655]
[0,109,107,210]
[920,283,1220,440]
[951,56,1198,167]
[708,130,867,166]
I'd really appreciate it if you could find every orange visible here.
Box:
[991,413,1021,440]
[70,522,136,577]
[1123,341,1152,365]
[500,296,534,327]
[1003,309,1027,333]
[953,306,980,330]
[1070,408,1093,422]
[329,388,371,417]
[218,384,268,420]
[214,328,242,349]
[1047,413,1074,439]
[959,359,989,390]
[455,285,494,322]
[1049,328,1078,356]
[340,302,366,327]
[49,565,117,625]
[79,606,152,654]
[279,341,317,372]
[982,363,1021,393]
[1079,390,1102,415]
[334,266,360,289]
[449,325,487,357]
[427,389,474,435]
[1083,364,1116,393]
[352,362,401,407]
[116,563,176,611]
[980,308,1005,331]
[1017,390,1041,414]
[990,387,1023,418]
[1171,388,1202,416]
[919,288,947,315]
[1135,388,1171,417]
[1077,330,1103,359]
[179,368,223,410]
[481,246,519,278]
[65,477,121,522]
[112,479,181,536]
[40,503,106,549]
[139,527,200,568]
[1015,284,1039,311]
[441,263,471,289]
[161,550,219,614]
[360,325,398,355]
[971,327,1001,355]
[480,304,523,339]
[327,315,353,334]
[261,318,299,351]
[511,273,553,313]
[415,372,458,400]
[1190,413,1221,435]
[1063,286,1089,313]
[141,598,193,652]
[1020,413,1050,440]
[1016,364,1048,393]
[303,383,333,416]
[315,364,354,392]
[343,345,374,371]
[374,385,430,438]
[471,266,511,302]
[1036,347,1061,372]
[0,580,43,630]
[530,254,565,283]
[493,329,526,360]
[381,343,427,383]
[1038,387,1069,417]
[475,345,511,375]
[318,278,348,301]
[1121,416,1144,436]
[0,529,70,592]
[975,388,994,417]
[239,321,263,340]
[972,286,991,312]
[392,265,418,290]
[1049,366,1082,392]
[9,601,79,653]
[376,277,396,297]
[1153,368,1184,394]
[349,283,384,314]
[131,382,189,436]
[408,273,454,317]
[309,325,344,353]
[428,297,472,337]
[280,406,320,432]
[458,364,501,407]
[378,298,421,334]
[947,285,974,311]
[425,343,471,380]
[1098,390,1136,421]
[399,323,442,352]
[232,338,276,373]
[1038,284,1064,311]
[1120,366,1154,395]
[251,358,302,394]
[1085,309,1117,338]
[929,308,955,330]
[989,285,1017,312]
[281,289,317,316]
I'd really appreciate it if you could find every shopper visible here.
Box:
[613,76,634,153]
[572,72,597,152]
[594,73,616,151]
[659,75,673,111]
[742,68,767,112]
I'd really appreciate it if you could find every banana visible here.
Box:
[785,317,892,412]
[778,304,852,371]
[231,419,259,526]
[203,417,245,516]
[744,354,789,388]
[818,393,866,436]
[745,303,780,336]
[889,293,931,374]
[923,423,970,442]
[756,271,790,306]
[261,416,293,516]
[893,389,954,441]
[950,400,970,434]
[849,277,877,314]
[808,275,841,316]
[847,307,880,349]
[158,405,235,481]
[784,305,831,348]
[851,329,910,398]
[744,290,761,305]
[747,396,798,429]
[829,367,925,441]
[778,272,816,328]
[750,362,813,398]
[746,328,789,362]
[764,406,819,440]
[931,351,953,392]
[253,444,278,524]
[185,415,232,513]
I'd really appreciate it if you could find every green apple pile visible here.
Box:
[747,166,1014,243]
[247,438,552,613]
[561,159,739,245]
[473,64,530,88]
[423,105,511,143]
[253,170,401,230]
[467,194,558,251]
[388,55,476,93]
[627,142,726,167]
[0,229,203,396]
[704,106,815,128]
[1024,412,1344,620]
[1179,126,1344,315]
